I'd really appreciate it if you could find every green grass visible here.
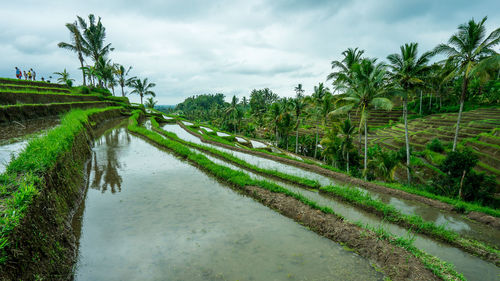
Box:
[0,106,123,264]
[0,88,92,97]
[128,112,464,281]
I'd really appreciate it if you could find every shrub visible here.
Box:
[427,138,444,153]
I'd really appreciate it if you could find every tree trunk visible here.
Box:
[419,90,423,115]
[79,56,86,86]
[403,98,411,185]
[364,120,368,180]
[459,170,466,200]
[452,77,468,152]
[295,119,300,154]
[314,129,319,159]
[140,95,143,105]
[347,151,350,174]
[121,85,125,97]
[429,93,433,111]
[358,128,362,152]
[111,85,115,96]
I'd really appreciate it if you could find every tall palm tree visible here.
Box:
[338,118,356,173]
[292,89,305,153]
[327,47,365,92]
[58,22,88,86]
[225,95,239,133]
[330,58,393,179]
[145,97,157,109]
[387,42,432,184]
[115,65,134,97]
[129,78,156,105]
[77,14,114,72]
[433,16,500,151]
[306,82,330,159]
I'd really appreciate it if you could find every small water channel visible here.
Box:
[186,146,500,281]
[72,125,383,281]
[162,124,500,249]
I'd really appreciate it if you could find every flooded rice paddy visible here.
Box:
[161,124,500,248]
[161,123,500,281]
[73,125,384,281]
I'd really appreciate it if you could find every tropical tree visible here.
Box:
[144,97,157,109]
[330,58,393,179]
[115,64,134,97]
[306,82,330,158]
[225,95,239,133]
[58,22,88,85]
[129,78,156,104]
[292,84,305,154]
[433,16,500,151]
[77,14,114,65]
[53,69,74,86]
[328,47,365,92]
[338,118,356,173]
[387,42,432,184]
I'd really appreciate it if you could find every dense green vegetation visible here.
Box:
[172,17,500,209]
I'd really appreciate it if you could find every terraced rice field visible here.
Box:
[368,107,500,185]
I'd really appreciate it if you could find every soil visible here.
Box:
[178,121,500,230]
[0,92,100,106]
[0,101,115,124]
[0,78,68,89]
[243,185,441,281]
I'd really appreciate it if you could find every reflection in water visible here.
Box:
[90,128,130,193]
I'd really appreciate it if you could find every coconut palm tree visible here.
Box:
[129,78,156,105]
[77,14,114,72]
[225,95,239,133]
[433,16,500,151]
[306,82,330,159]
[329,58,393,179]
[338,118,356,173]
[53,69,74,86]
[58,22,89,85]
[144,97,157,109]
[292,84,305,154]
[115,65,134,97]
[328,47,365,92]
[387,42,432,184]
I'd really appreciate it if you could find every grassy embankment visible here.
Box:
[0,106,124,278]
[177,117,500,218]
[151,117,499,264]
[129,112,464,281]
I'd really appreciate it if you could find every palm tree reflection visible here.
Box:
[90,128,129,193]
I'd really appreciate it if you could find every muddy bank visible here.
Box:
[0,108,127,281]
[178,121,500,229]
[0,92,100,106]
[0,101,115,124]
[243,185,440,281]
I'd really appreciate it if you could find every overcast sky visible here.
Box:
[1,0,498,105]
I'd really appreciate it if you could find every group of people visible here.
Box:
[15,67,37,81]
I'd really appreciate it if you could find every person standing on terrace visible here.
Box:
[15,67,21,79]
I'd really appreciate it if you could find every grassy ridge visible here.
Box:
[179,118,500,218]
[0,106,123,263]
[153,117,499,263]
[131,112,463,281]
[151,117,320,188]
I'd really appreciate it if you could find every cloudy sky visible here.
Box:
[1,0,498,105]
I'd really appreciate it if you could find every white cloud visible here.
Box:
[0,0,498,104]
